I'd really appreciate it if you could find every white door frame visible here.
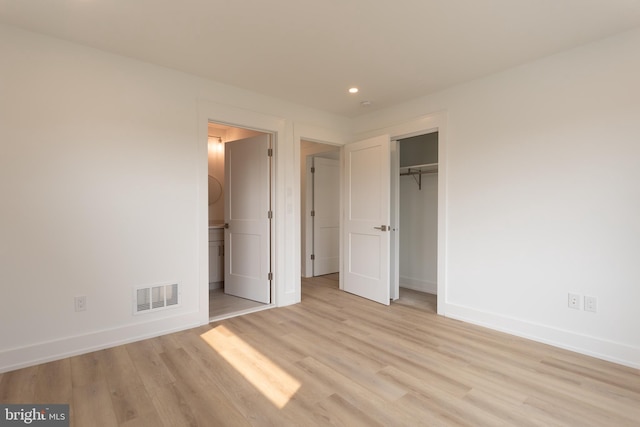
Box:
[198,100,289,325]
[303,155,314,278]
[352,111,447,315]
[294,124,350,296]
[390,139,400,300]
[390,130,439,302]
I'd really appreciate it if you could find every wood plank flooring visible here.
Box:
[2,274,639,426]
[209,288,268,319]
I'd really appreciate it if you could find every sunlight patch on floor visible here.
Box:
[200,325,301,409]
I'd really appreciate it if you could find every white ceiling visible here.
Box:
[2,0,640,117]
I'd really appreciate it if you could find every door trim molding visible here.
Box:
[198,100,291,325]
[294,123,350,302]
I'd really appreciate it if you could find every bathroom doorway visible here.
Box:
[208,122,274,320]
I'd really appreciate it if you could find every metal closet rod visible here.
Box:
[400,168,437,190]
[399,169,438,177]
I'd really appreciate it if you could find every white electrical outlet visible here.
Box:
[585,296,597,313]
[568,293,581,310]
[75,296,87,312]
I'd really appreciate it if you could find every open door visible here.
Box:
[312,157,340,276]
[343,134,391,305]
[224,134,271,304]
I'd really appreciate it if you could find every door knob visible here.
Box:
[373,225,388,231]
[224,223,229,229]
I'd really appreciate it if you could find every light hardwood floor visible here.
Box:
[2,274,639,426]
[209,287,268,319]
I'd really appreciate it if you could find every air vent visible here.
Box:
[134,283,179,314]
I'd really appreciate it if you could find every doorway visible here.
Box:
[300,140,340,279]
[333,129,441,309]
[393,131,439,308]
[208,122,274,320]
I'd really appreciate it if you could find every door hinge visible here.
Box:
[268,272,273,280]
[311,166,315,173]
[310,210,315,217]
[268,210,273,219]
[311,254,315,260]
[267,148,273,157]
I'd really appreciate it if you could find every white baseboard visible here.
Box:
[208,281,223,290]
[400,276,437,294]
[0,311,203,374]
[443,302,640,370]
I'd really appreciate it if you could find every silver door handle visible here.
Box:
[374,225,388,231]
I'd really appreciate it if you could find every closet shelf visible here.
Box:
[399,163,438,174]
[399,163,438,190]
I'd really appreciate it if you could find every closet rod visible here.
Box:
[399,170,438,177]
[400,168,437,190]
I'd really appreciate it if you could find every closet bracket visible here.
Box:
[399,163,438,190]
[410,168,421,190]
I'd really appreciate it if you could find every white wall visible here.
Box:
[354,28,640,367]
[0,24,350,372]
[4,21,639,371]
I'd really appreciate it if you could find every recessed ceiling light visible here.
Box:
[348,87,359,94]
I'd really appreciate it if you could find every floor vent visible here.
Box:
[134,283,179,314]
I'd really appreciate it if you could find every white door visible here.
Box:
[313,157,340,276]
[343,134,391,305]
[224,134,271,304]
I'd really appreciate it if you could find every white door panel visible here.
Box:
[224,134,271,304]
[343,134,390,305]
[313,157,340,276]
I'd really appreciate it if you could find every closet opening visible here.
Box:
[391,131,438,313]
